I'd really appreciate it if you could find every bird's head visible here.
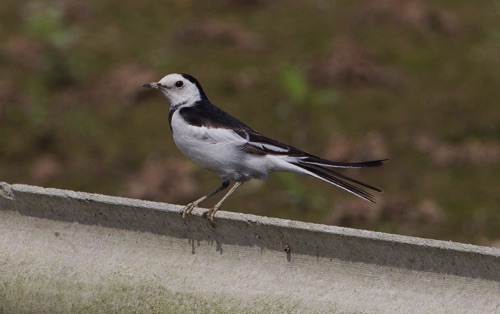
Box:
[143,73,207,108]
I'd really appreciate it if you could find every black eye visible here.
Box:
[175,81,183,88]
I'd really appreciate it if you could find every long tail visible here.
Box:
[293,157,386,203]
[300,155,387,168]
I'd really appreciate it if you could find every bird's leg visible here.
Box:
[182,179,230,219]
[207,181,243,224]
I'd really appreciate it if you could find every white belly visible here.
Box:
[171,111,271,181]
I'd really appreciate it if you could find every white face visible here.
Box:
[145,73,202,108]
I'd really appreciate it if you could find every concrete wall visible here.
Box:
[1,182,499,313]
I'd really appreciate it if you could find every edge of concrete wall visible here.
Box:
[1,182,499,312]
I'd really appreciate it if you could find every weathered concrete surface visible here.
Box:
[0,182,499,313]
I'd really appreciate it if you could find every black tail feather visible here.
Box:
[301,156,388,168]
[296,162,382,203]
[305,163,382,192]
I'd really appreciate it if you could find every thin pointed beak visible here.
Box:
[143,82,160,89]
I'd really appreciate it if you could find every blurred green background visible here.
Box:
[1,0,499,246]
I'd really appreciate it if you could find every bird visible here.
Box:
[143,73,386,224]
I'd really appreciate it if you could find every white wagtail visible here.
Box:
[143,73,386,223]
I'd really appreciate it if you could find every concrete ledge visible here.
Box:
[1,182,499,313]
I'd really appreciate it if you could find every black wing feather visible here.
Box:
[178,99,253,131]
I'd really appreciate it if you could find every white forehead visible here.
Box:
[158,73,189,86]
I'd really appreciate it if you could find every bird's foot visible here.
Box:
[182,202,197,220]
[205,205,220,227]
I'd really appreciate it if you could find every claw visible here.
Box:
[182,202,196,220]
[206,205,220,227]
[208,212,216,227]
